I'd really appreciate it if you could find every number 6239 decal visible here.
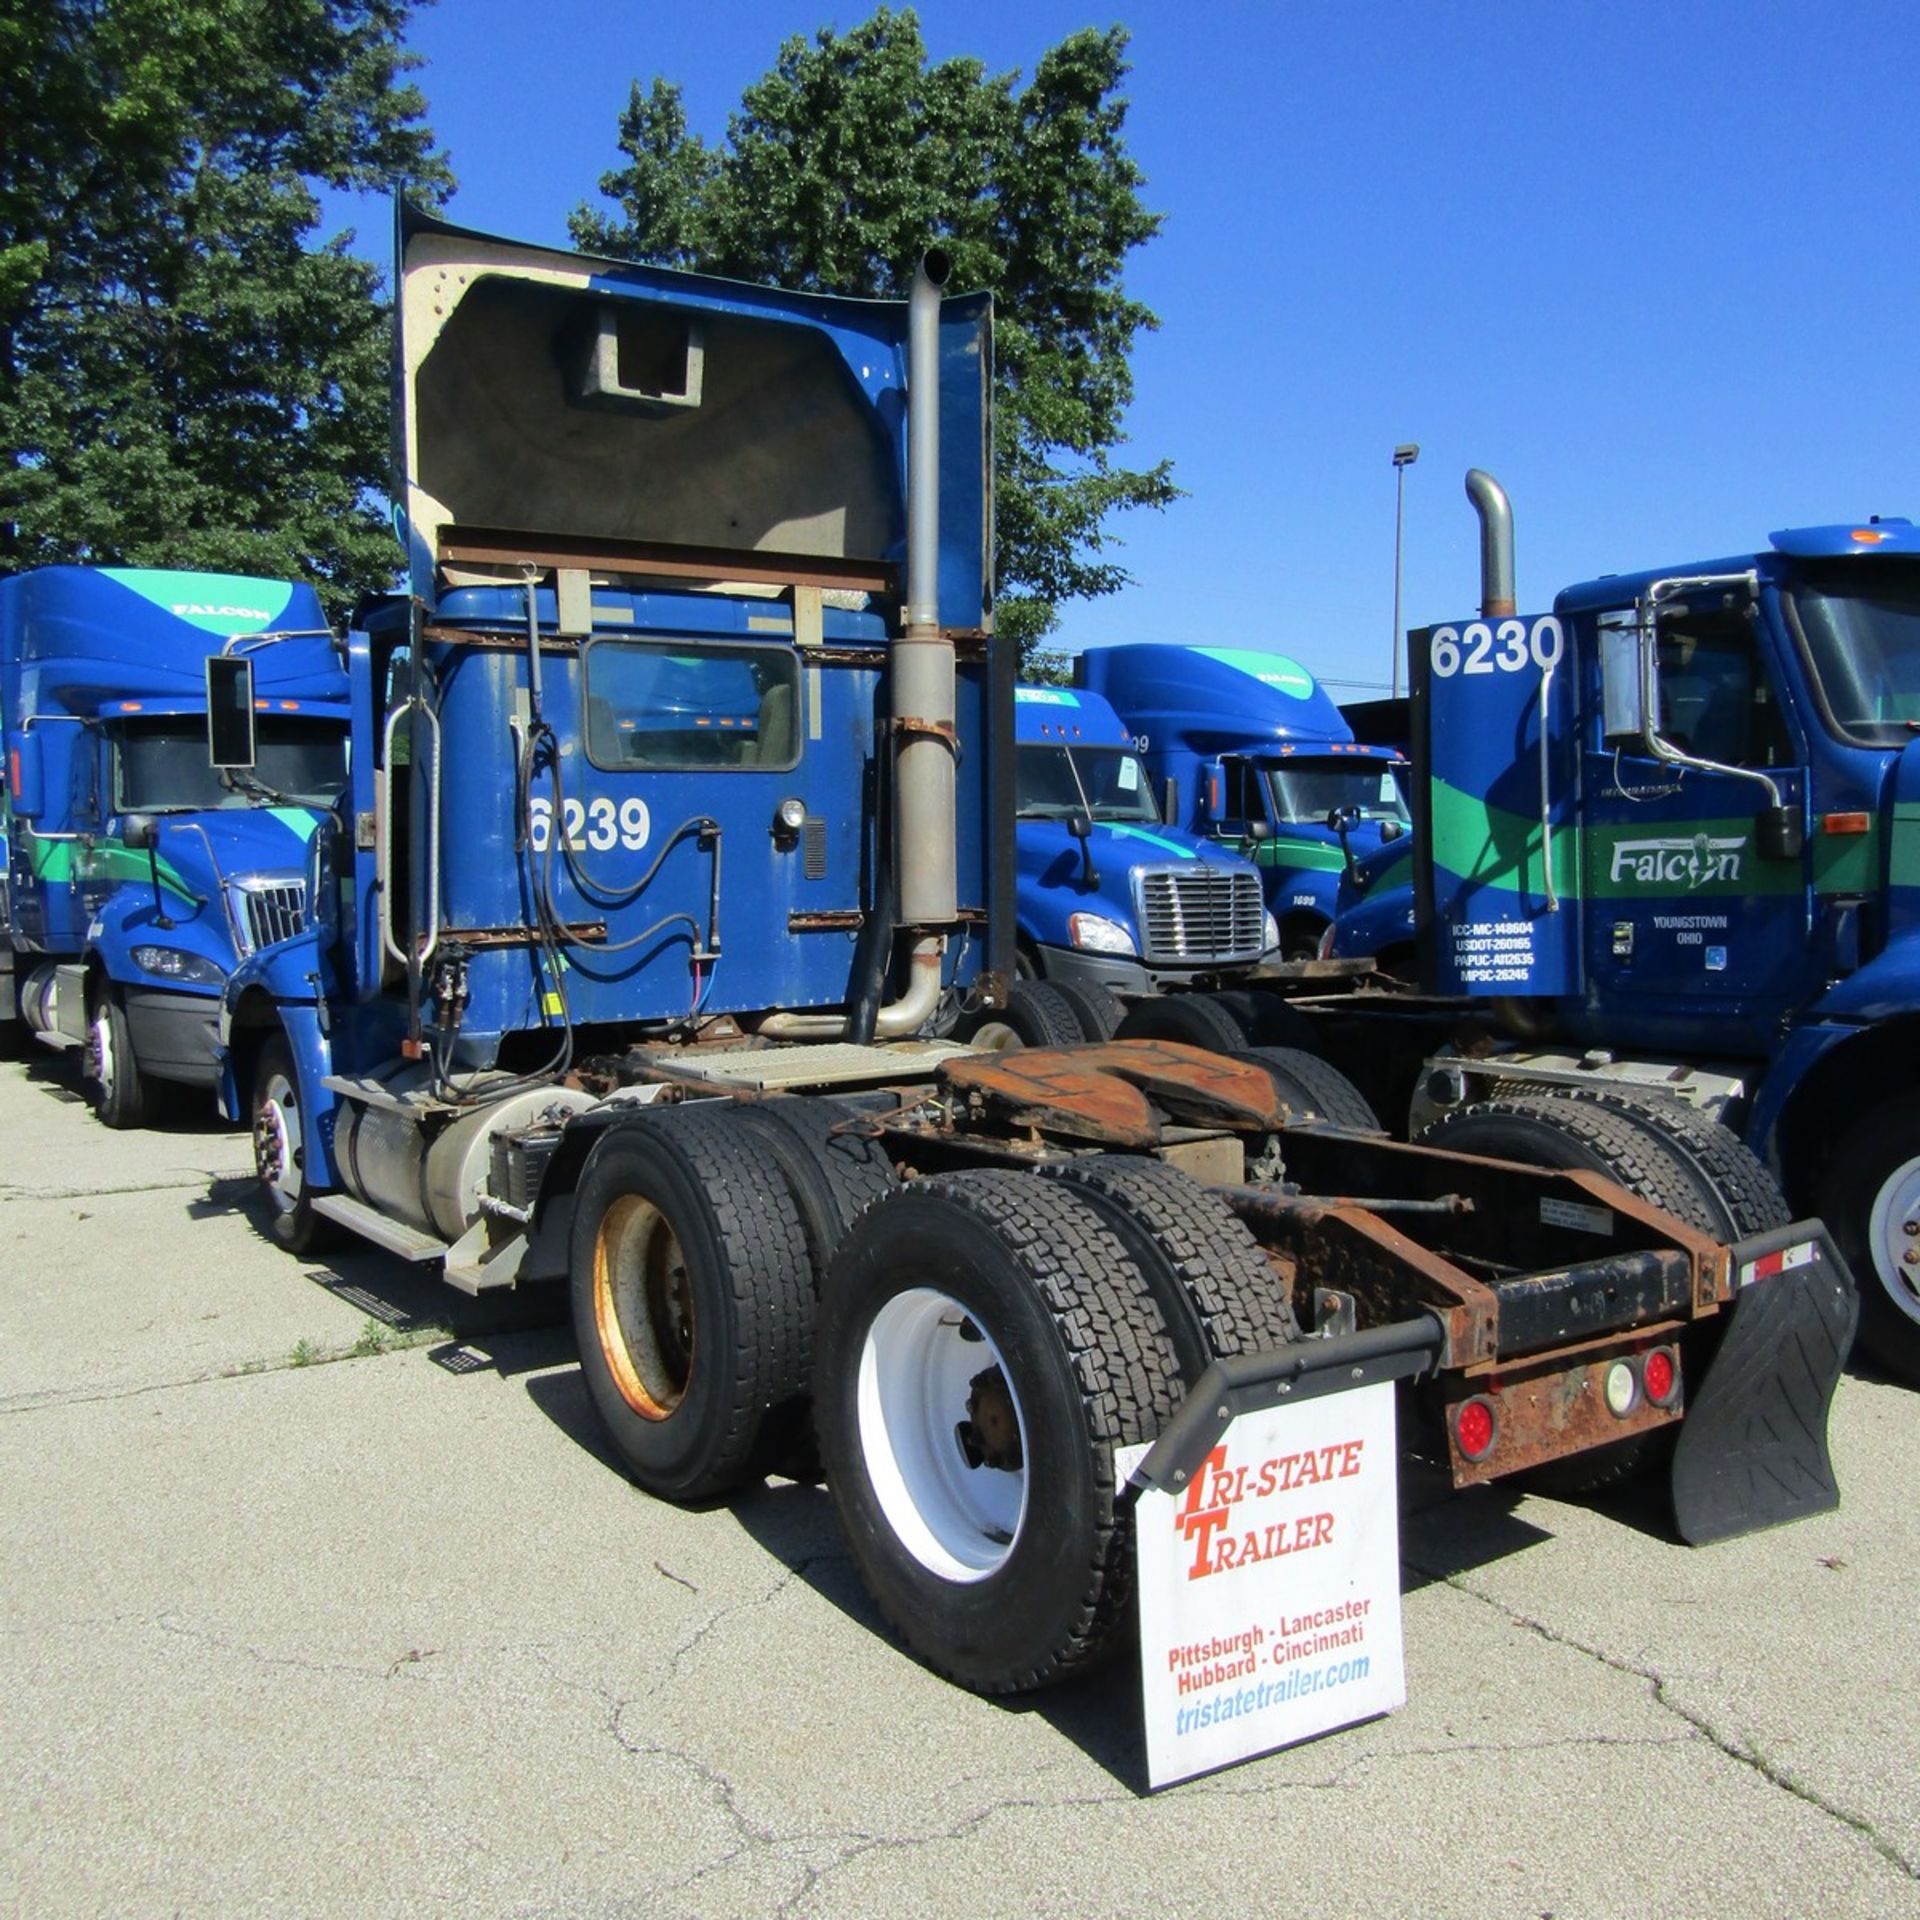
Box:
[527,795,651,853]
[1429,615,1564,679]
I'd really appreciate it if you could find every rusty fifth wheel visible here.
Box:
[568,1105,813,1503]
[813,1170,1184,1694]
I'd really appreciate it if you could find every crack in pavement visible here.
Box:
[0,1173,248,1202]
[153,1612,438,1685]
[0,1326,455,1414]
[1407,1552,1920,1883]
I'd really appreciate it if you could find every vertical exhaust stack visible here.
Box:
[896,250,957,929]
[1465,469,1516,618]
[757,249,954,1041]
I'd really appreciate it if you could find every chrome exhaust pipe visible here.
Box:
[1465,469,1516,618]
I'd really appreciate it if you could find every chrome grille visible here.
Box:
[241,881,307,954]
[1133,865,1266,965]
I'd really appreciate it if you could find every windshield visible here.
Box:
[1264,761,1409,826]
[116,715,348,811]
[1017,744,1159,823]
[1790,565,1920,743]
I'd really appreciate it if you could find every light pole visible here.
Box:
[1391,442,1419,699]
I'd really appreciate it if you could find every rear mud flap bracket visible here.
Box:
[1127,1313,1446,1498]
[1669,1222,1857,1546]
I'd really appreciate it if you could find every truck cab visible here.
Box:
[1012,682,1272,994]
[1396,484,1920,1379]
[0,566,348,1124]
[1077,642,1409,959]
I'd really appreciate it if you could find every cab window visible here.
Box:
[1654,609,1793,768]
[583,639,799,771]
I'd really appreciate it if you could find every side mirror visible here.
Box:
[206,654,257,769]
[122,812,158,852]
[1757,804,1805,861]
[1065,808,1099,889]
[7,730,43,820]
[1245,818,1273,843]
[1380,819,1404,843]
[1326,803,1360,879]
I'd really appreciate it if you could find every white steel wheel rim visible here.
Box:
[89,1005,116,1101]
[256,1071,302,1211]
[857,1286,1029,1583]
[1867,1156,1920,1327]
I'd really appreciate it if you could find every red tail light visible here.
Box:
[1455,1397,1498,1462]
[1642,1346,1679,1407]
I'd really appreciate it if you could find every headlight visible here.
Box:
[1068,913,1137,956]
[130,946,227,987]
[1263,912,1280,951]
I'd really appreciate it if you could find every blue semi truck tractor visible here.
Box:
[214,207,1851,1696]
[0,565,348,1125]
[989,681,1272,1040]
[1238,473,1920,1386]
[1077,643,1410,961]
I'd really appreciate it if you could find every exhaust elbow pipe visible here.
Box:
[1465,469,1516,618]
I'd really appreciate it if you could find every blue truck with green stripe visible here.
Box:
[0,566,348,1125]
[1075,644,1410,962]
[1011,682,1275,998]
[1294,473,1920,1385]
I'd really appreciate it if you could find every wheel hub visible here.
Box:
[1870,1157,1920,1325]
[88,1007,112,1097]
[253,1107,285,1185]
[957,1365,1024,1471]
[857,1287,1029,1582]
[592,1194,695,1420]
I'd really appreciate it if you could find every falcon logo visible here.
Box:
[1608,832,1744,891]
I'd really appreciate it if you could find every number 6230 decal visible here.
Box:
[527,795,651,853]
[1429,615,1564,679]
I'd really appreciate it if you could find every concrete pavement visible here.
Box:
[3,1050,1916,1918]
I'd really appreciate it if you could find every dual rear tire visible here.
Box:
[568,1102,1299,1693]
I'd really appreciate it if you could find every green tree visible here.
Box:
[571,8,1174,660]
[0,1,451,611]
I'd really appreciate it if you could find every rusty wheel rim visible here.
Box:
[592,1194,695,1420]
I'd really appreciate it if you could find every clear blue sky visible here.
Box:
[333,0,1919,693]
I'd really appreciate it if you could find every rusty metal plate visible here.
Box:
[943,1040,1290,1147]
[1444,1326,1689,1485]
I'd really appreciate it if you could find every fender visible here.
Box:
[1806,925,1920,1025]
[1741,934,1920,1188]
[226,925,331,1007]
[230,998,338,1192]
[217,928,330,1124]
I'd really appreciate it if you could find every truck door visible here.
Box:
[1578,596,1817,1031]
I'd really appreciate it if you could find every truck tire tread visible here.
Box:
[815,1170,1183,1693]
[570,1103,814,1502]
[1040,1154,1301,1376]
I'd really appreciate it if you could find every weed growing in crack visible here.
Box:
[351,1319,392,1358]
[288,1337,320,1368]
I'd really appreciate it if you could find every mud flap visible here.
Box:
[1669,1223,1857,1546]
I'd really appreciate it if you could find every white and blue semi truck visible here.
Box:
[210,207,1851,1697]
[978,681,1273,1045]
[0,565,348,1125]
